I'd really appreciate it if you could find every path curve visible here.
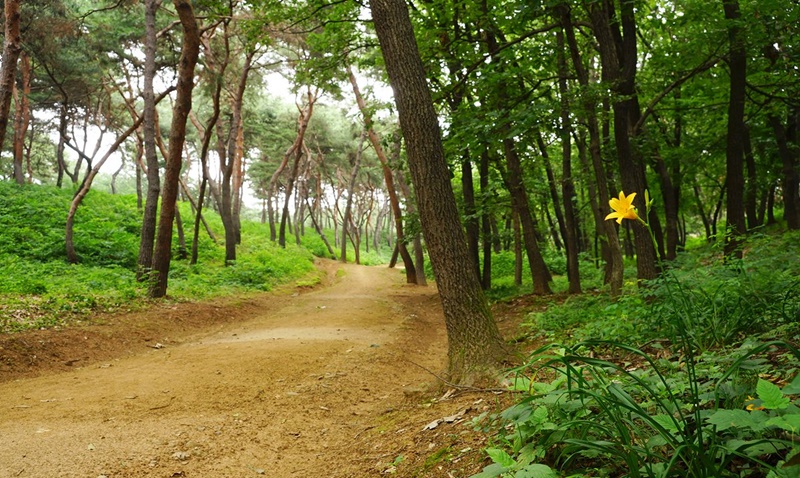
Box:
[0,261,449,477]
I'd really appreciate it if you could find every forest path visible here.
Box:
[0,261,459,477]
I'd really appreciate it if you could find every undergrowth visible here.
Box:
[472,230,800,477]
[0,182,338,332]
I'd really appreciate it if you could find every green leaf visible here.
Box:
[471,462,507,478]
[707,409,771,431]
[725,439,790,458]
[758,379,790,410]
[783,374,800,395]
[515,464,558,478]
[486,448,516,468]
[651,414,682,433]
[767,415,800,433]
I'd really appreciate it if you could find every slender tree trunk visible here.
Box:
[149,0,200,298]
[56,102,70,188]
[370,0,507,381]
[587,0,658,281]
[722,0,748,258]
[462,155,481,282]
[228,50,254,247]
[483,15,552,294]
[137,0,163,281]
[341,131,365,262]
[480,150,492,290]
[279,90,316,247]
[65,97,165,263]
[347,66,417,282]
[768,115,800,229]
[0,0,21,155]
[174,206,188,260]
[556,29,581,293]
[12,51,30,185]
[743,125,761,230]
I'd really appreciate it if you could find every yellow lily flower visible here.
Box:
[605,191,639,224]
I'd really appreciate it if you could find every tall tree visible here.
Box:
[0,0,22,156]
[722,0,747,259]
[149,0,200,298]
[347,65,417,283]
[587,0,658,280]
[369,0,507,381]
[136,0,162,281]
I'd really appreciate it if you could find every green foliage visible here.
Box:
[480,230,800,477]
[475,340,800,478]
[0,183,319,332]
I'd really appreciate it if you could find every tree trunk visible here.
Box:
[480,150,492,290]
[370,0,507,381]
[556,29,581,293]
[0,0,21,155]
[56,102,70,188]
[587,0,658,281]
[227,50,255,247]
[722,0,748,258]
[347,66,417,282]
[12,51,30,185]
[149,0,200,298]
[743,125,760,230]
[279,89,316,247]
[136,0,163,281]
[341,131,365,263]
[483,15,552,294]
[768,114,800,230]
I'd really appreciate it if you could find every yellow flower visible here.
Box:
[605,191,639,224]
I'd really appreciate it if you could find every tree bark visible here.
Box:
[341,130,365,263]
[722,0,748,258]
[136,0,163,281]
[149,0,200,298]
[587,0,658,281]
[557,29,581,293]
[370,0,507,381]
[768,114,800,230]
[0,0,21,155]
[12,50,30,185]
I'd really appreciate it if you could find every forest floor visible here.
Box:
[0,259,535,478]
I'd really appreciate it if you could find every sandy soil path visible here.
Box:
[0,262,454,477]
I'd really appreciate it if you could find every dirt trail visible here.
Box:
[0,261,474,477]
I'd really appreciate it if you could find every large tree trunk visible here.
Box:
[149,0,200,298]
[722,0,748,258]
[136,0,163,281]
[370,0,507,382]
[0,0,21,156]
